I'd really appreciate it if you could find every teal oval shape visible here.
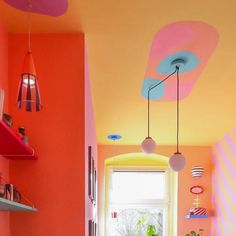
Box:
[157,51,199,75]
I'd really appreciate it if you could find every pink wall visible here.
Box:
[0,19,10,236]
[98,145,212,236]
[85,47,98,235]
[8,33,85,236]
[211,127,236,235]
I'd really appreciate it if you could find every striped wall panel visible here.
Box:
[211,127,236,235]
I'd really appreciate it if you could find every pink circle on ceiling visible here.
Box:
[4,0,68,16]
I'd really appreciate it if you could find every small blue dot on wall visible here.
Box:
[157,51,200,75]
[141,78,166,100]
[107,134,122,140]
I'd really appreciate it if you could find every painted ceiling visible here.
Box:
[0,0,236,146]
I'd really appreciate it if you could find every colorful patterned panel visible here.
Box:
[211,128,236,236]
[142,21,219,101]
[4,0,68,16]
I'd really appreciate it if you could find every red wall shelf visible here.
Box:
[0,120,37,160]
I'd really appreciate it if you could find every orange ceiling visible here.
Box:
[1,0,236,146]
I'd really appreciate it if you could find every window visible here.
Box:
[107,169,171,236]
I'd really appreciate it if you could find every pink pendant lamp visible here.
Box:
[17,1,42,112]
[169,66,186,172]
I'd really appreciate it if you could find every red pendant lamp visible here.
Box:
[17,1,42,112]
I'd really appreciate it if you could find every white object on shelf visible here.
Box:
[0,197,37,212]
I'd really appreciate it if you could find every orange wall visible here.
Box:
[211,128,236,235]
[8,34,85,236]
[98,145,212,236]
[0,19,10,236]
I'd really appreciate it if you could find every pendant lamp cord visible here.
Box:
[176,66,180,153]
[27,0,32,52]
[147,69,177,137]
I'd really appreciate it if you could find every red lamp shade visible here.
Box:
[17,51,42,112]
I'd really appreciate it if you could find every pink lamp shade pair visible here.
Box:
[141,138,185,172]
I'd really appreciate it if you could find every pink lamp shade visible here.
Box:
[169,152,186,172]
[141,137,157,154]
[17,51,42,112]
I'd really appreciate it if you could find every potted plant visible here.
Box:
[185,229,204,236]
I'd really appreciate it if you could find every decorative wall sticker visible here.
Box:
[190,185,204,195]
[186,167,208,218]
[187,187,207,218]
[192,166,204,177]
[142,21,219,101]
[4,0,68,16]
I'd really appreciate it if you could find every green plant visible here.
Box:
[185,229,204,236]
[146,225,159,236]
[135,213,148,233]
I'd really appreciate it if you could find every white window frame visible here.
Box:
[105,165,174,236]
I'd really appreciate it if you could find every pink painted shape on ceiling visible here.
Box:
[4,0,68,16]
[145,21,219,101]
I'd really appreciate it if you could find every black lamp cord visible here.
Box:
[147,68,178,137]
[176,66,180,154]
[27,0,32,52]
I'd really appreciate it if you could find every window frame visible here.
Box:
[105,165,174,236]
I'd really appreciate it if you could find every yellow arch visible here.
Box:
[105,152,169,166]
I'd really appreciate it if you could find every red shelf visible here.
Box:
[0,120,37,160]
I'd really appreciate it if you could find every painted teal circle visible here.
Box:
[141,78,166,100]
[107,134,122,140]
[157,51,199,75]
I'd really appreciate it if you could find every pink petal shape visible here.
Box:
[4,0,68,16]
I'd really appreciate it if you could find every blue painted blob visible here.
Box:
[141,78,166,100]
[107,134,122,140]
[157,51,199,75]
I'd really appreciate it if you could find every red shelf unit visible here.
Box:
[0,120,37,160]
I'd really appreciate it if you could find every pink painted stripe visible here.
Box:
[224,134,236,157]
[212,193,234,235]
[213,164,236,201]
[211,217,224,236]
[212,174,236,219]
[214,143,236,179]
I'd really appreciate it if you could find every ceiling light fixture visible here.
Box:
[17,0,41,112]
[141,69,177,154]
[141,58,186,172]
